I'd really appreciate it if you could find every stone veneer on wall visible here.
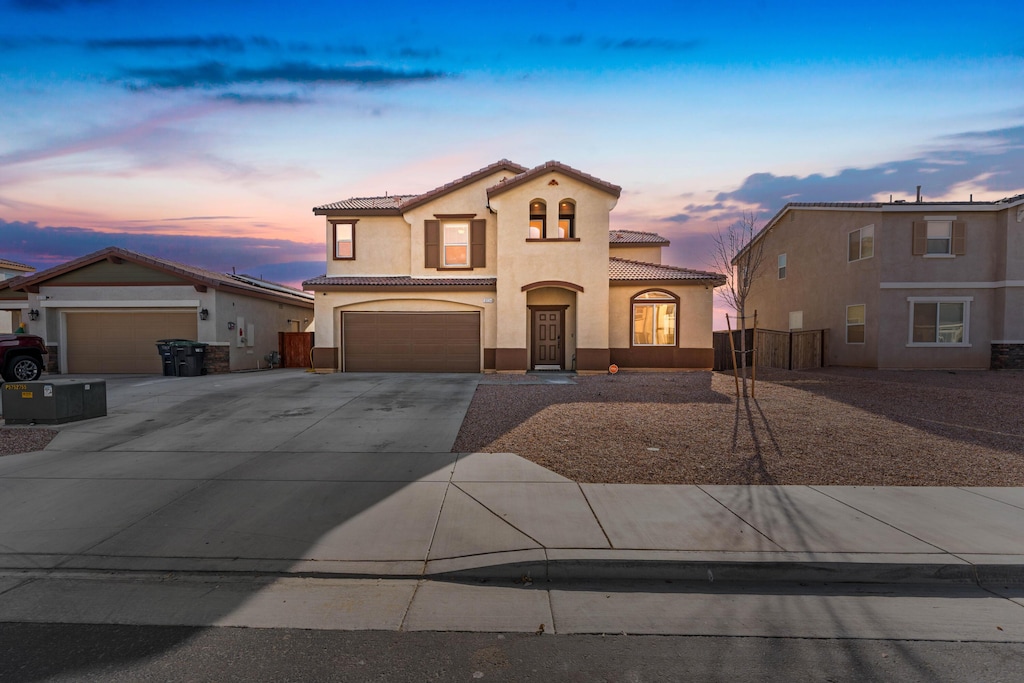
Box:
[990,343,1024,370]
[203,344,230,374]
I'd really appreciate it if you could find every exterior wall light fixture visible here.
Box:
[28,309,40,321]
[199,308,210,321]
[227,321,236,330]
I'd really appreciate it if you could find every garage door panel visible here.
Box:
[343,312,480,373]
[66,311,197,374]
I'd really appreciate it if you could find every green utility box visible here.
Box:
[1,379,107,425]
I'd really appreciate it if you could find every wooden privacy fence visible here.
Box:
[713,328,828,371]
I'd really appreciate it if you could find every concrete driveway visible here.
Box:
[0,369,482,575]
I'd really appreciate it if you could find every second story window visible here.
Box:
[558,200,576,238]
[443,221,469,267]
[777,253,787,279]
[913,218,965,257]
[926,220,952,255]
[849,225,874,261]
[529,200,546,239]
[333,221,356,260]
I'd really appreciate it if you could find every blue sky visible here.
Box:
[2,0,1023,304]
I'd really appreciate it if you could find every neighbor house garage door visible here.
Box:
[66,311,197,374]
[343,312,480,373]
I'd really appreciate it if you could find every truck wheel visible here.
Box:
[4,356,43,382]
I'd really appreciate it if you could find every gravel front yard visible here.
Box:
[0,427,57,456]
[452,369,1024,486]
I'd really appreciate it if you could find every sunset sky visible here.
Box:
[3,0,1023,325]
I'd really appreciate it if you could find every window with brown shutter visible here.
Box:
[470,219,486,267]
[912,221,927,255]
[952,221,966,255]
[424,220,440,268]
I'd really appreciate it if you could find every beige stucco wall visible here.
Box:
[744,209,882,367]
[325,216,411,277]
[488,172,617,351]
[402,171,513,278]
[609,284,714,349]
[213,289,313,371]
[610,245,662,263]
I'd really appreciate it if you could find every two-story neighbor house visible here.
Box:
[304,160,725,373]
[736,194,1024,369]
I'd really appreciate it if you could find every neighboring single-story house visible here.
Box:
[0,258,36,333]
[0,247,314,374]
[304,159,725,373]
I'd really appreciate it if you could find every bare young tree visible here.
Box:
[710,211,770,395]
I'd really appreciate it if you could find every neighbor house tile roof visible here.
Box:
[313,160,528,215]
[313,195,415,211]
[13,246,313,305]
[0,258,34,272]
[303,275,497,289]
[609,257,725,283]
[609,230,669,245]
[486,160,622,199]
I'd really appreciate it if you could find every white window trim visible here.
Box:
[442,220,470,268]
[632,293,678,347]
[906,296,972,347]
[778,253,787,280]
[848,224,874,262]
[846,304,865,345]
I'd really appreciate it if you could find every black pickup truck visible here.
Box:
[0,333,47,381]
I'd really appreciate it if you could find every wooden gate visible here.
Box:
[753,329,828,370]
[279,332,313,368]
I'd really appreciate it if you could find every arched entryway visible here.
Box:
[523,282,581,371]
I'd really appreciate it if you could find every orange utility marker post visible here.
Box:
[725,313,740,398]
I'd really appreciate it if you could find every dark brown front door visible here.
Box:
[532,309,563,369]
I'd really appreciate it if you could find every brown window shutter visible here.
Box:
[424,220,440,268]
[470,219,486,268]
[912,221,927,255]
[952,221,966,255]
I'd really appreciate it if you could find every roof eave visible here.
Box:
[312,208,403,217]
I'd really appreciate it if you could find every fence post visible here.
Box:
[726,314,740,398]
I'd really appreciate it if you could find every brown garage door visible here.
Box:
[343,312,480,373]
[66,311,197,374]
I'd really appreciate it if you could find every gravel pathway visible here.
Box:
[452,369,1024,486]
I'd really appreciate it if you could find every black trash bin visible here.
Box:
[173,341,208,377]
[156,339,189,376]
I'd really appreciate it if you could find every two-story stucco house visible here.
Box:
[736,194,1024,369]
[304,160,725,373]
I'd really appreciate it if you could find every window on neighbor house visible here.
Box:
[443,221,470,267]
[926,220,952,255]
[632,291,677,346]
[529,200,546,239]
[910,299,969,345]
[333,222,356,259]
[846,304,865,344]
[913,218,965,257]
[778,253,787,279]
[849,225,874,262]
[557,200,576,238]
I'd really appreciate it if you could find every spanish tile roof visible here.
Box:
[398,159,528,211]
[609,230,669,245]
[0,258,34,272]
[313,195,415,211]
[303,275,497,288]
[609,257,725,283]
[13,246,314,305]
[313,160,528,215]
[487,160,622,199]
